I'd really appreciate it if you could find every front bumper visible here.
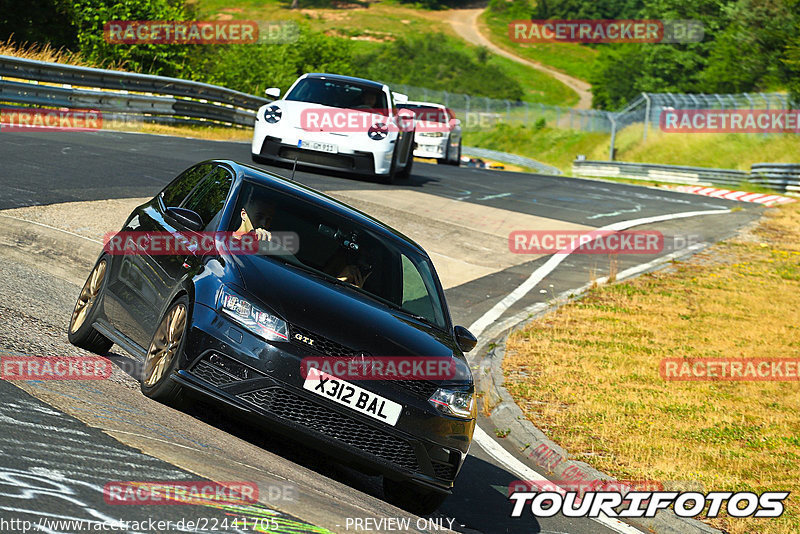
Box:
[255,136,390,176]
[413,136,449,159]
[175,303,474,491]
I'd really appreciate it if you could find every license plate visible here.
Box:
[299,140,337,154]
[303,367,402,426]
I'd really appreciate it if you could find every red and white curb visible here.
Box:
[672,186,796,206]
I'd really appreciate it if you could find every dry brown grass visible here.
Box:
[111,121,252,142]
[0,38,91,67]
[504,202,800,533]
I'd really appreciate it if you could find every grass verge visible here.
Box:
[464,122,800,175]
[503,202,800,534]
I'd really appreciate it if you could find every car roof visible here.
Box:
[214,160,426,255]
[304,73,386,90]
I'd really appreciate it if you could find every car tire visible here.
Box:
[382,478,448,515]
[437,142,449,165]
[397,153,414,180]
[449,142,462,166]
[68,256,113,354]
[140,295,189,405]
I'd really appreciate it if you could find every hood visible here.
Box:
[230,254,472,384]
[270,100,394,139]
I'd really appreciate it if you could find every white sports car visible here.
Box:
[400,101,462,166]
[252,73,415,183]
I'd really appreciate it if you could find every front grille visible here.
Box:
[392,380,440,400]
[279,147,355,170]
[191,360,238,387]
[190,353,259,387]
[432,461,458,481]
[238,387,419,472]
[289,325,362,358]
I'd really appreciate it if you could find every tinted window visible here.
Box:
[286,78,388,114]
[182,167,233,231]
[160,163,213,208]
[230,181,448,329]
[401,104,449,123]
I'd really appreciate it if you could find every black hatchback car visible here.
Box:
[68,160,477,512]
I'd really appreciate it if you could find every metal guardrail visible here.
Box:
[463,146,562,175]
[749,163,800,193]
[572,160,800,193]
[0,55,268,127]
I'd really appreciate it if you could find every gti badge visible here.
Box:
[294,333,315,346]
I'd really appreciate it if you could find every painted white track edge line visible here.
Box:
[0,213,104,244]
[468,209,732,338]
[472,427,644,534]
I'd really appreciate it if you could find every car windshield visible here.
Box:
[399,104,449,123]
[285,78,389,115]
[232,181,448,329]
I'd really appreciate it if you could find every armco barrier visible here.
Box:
[0,55,268,127]
[749,163,800,194]
[572,160,800,194]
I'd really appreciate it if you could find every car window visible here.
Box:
[285,78,388,113]
[181,167,233,231]
[401,254,436,321]
[160,163,213,208]
[230,181,448,329]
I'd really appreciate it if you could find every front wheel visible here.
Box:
[383,478,448,515]
[141,296,189,405]
[68,257,113,354]
[449,141,462,166]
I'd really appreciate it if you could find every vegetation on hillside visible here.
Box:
[486,0,800,109]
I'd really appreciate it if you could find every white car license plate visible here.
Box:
[299,140,337,154]
[303,367,402,426]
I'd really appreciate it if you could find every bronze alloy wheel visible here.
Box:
[143,303,186,387]
[70,260,107,334]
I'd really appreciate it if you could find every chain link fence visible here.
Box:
[390,83,796,137]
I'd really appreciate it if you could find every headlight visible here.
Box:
[264,105,282,124]
[429,388,475,419]
[368,123,388,141]
[418,131,445,138]
[218,287,288,341]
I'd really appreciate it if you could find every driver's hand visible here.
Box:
[254,228,271,241]
[338,265,365,288]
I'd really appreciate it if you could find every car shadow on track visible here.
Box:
[165,392,542,533]
[249,159,440,189]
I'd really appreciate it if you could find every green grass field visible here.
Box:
[192,0,578,106]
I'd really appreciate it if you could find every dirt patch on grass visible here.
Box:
[503,202,800,534]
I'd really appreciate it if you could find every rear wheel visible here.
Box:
[141,296,189,405]
[68,257,113,354]
[382,478,448,515]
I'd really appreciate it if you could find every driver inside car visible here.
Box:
[233,200,274,242]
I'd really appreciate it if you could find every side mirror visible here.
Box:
[454,325,477,353]
[166,207,203,232]
[265,87,281,99]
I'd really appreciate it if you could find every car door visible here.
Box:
[105,163,214,348]
[145,165,235,330]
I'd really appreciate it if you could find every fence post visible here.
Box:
[464,95,470,129]
[609,113,617,160]
[643,93,651,141]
